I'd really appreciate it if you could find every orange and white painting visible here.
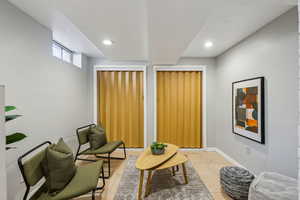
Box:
[232,77,265,144]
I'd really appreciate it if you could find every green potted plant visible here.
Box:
[151,142,167,155]
[5,106,27,150]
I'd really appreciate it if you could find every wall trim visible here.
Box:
[214,148,250,171]
[153,65,207,148]
[93,65,148,148]
[180,147,216,152]
[94,65,146,71]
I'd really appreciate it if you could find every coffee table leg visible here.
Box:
[138,170,144,200]
[172,167,175,176]
[145,170,153,197]
[182,163,188,184]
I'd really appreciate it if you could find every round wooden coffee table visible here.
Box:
[135,144,188,200]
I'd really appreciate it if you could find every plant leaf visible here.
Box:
[5,115,22,122]
[5,106,16,112]
[6,133,27,144]
[6,147,16,150]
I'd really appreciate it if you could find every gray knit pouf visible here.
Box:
[220,166,255,200]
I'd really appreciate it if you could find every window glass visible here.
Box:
[52,40,80,67]
[52,43,61,59]
[62,49,71,63]
[73,53,82,68]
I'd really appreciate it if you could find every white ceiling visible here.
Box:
[9,0,103,57]
[8,0,296,64]
[183,0,297,57]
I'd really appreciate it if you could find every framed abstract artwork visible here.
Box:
[232,77,265,144]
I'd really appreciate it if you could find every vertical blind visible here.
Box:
[97,71,144,148]
[157,71,202,148]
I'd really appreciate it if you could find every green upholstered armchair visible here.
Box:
[18,141,105,200]
[75,124,126,178]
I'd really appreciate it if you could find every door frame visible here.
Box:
[93,65,147,148]
[153,65,207,148]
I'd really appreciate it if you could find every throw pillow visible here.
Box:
[55,138,73,154]
[42,138,76,196]
[89,127,107,150]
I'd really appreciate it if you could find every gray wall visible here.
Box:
[216,8,298,178]
[0,1,90,199]
[87,57,217,147]
[298,2,300,195]
[0,86,6,200]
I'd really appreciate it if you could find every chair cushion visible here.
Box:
[42,138,76,196]
[23,149,47,187]
[80,141,123,155]
[93,125,106,133]
[77,128,92,145]
[88,128,107,150]
[31,160,103,200]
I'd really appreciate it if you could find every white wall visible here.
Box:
[0,1,90,199]
[298,1,300,193]
[216,8,298,178]
[0,86,6,200]
[87,57,217,147]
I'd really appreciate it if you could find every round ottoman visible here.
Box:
[220,166,255,200]
[249,172,298,200]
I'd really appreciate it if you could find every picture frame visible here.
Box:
[232,77,265,144]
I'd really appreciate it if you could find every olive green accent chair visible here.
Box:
[18,141,105,200]
[75,124,126,178]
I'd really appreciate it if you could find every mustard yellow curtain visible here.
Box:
[97,71,144,148]
[157,71,202,148]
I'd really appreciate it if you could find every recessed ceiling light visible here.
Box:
[204,41,213,48]
[102,39,113,46]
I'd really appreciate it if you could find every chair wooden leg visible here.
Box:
[172,167,175,176]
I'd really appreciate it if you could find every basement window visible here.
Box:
[52,40,82,68]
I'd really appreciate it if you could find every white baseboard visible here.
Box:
[214,148,247,169]
[179,147,248,171]
[180,147,217,152]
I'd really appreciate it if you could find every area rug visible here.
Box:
[114,155,214,200]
